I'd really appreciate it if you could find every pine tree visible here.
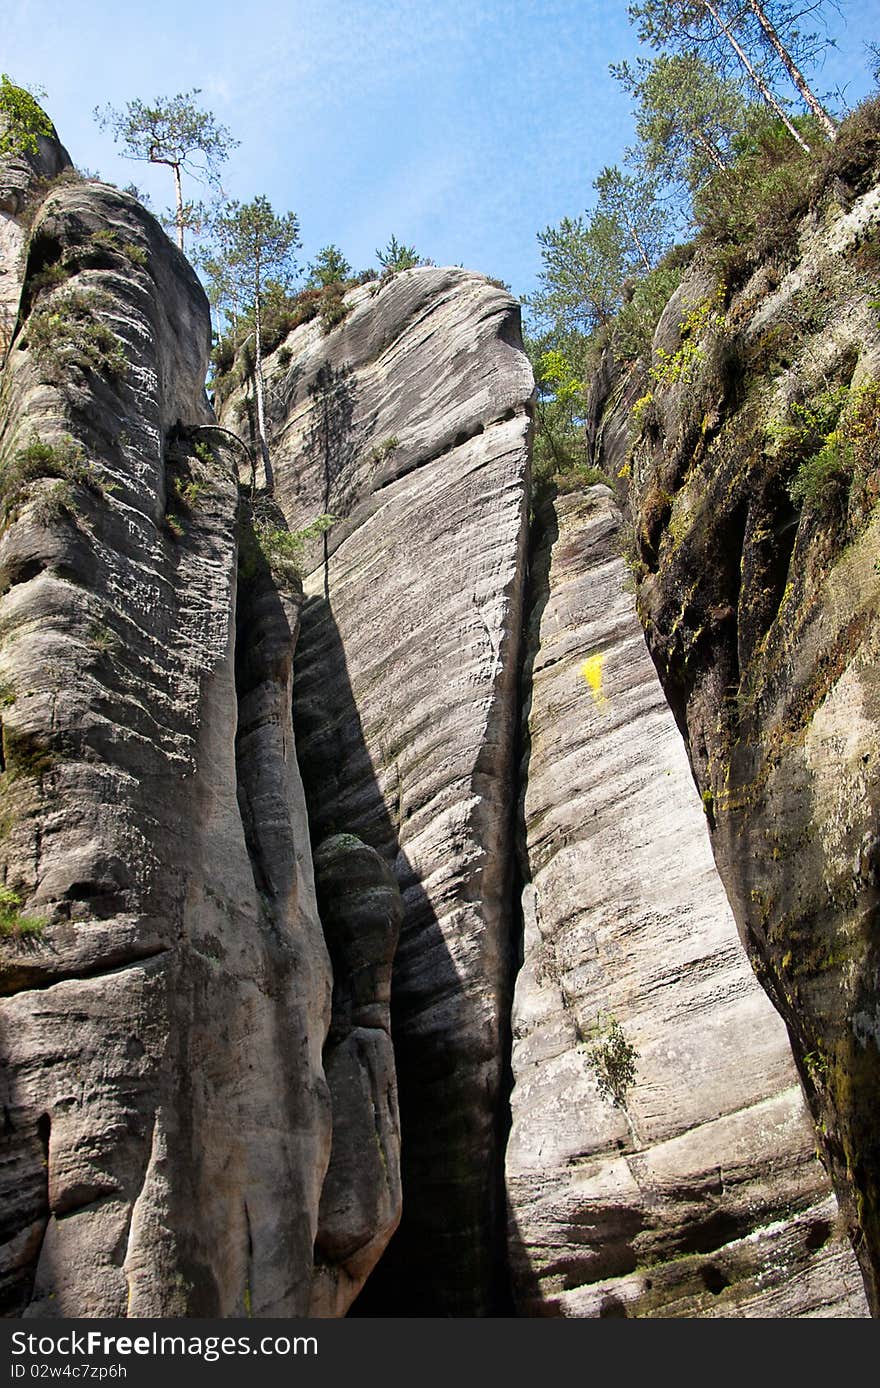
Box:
[376,235,424,273]
[628,0,837,152]
[306,245,352,288]
[211,197,300,488]
[613,53,747,193]
[95,91,237,251]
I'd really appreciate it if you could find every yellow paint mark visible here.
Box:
[581,652,608,705]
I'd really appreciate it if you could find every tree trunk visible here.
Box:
[173,164,184,251]
[691,124,728,172]
[622,212,653,273]
[746,0,837,139]
[701,0,812,152]
[253,286,273,491]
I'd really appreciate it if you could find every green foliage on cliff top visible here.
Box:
[0,75,52,158]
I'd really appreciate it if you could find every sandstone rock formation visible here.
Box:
[507,487,868,1316]
[308,833,403,1317]
[590,175,880,1310]
[0,172,331,1316]
[0,124,71,356]
[222,267,534,1314]
[1,106,876,1319]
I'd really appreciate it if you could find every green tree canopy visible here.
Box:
[0,75,52,159]
[306,244,353,288]
[95,90,237,250]
[593,163,669,270]
[529,158,671,345]
[627,0,837,150]
[210,195,300,487]
[613,52,748,192]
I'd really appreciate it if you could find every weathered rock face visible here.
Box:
[2,111,875,1321]
[507,487,868,1317]
[0,125,72,354]
[0,173,332,1315]
[591,176,880,1308]
[223,267,534,1314]
[309,833,403,1317]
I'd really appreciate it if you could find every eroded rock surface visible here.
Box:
[0,124,71,353]
[309,834,402,1317]
[0,174,331,1316]
[2,109,875,1321]
[506,487,867,1316]
[226,267,534,1313]
[591,176,880,1308]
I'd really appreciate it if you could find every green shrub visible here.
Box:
[90,229,149,268]
[193,440,215,467]
[319,282,350,333]
[582,1014,639,1108]
[25,289,128,384]
[650,290,724,388]
[0,885,45,939]
[784,377,880,515]
[631,392,655,429]
[769,386,851,512]
[30,478,77,525]
[695,112,825,276]
[174,476,202,509]
[811,95,880,203]
[239,513,336,584]
[28,261,69,297]
[88,623,119,657]
[1,433,105,522]
[553,462,611,493]
[370,435,399,463]
[789,430,853,510]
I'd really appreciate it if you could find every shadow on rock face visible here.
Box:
[294,598,513,1317]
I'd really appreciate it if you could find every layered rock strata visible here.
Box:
[506,487,868,1317]
[591,174,880,1307]
[226,267,534,1313]
[308,834,403,1317]
[0,124,71,354]
[0,173,331,1315]
[1,117,875,1320]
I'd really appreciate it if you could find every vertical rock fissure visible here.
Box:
[497,490,559,1312]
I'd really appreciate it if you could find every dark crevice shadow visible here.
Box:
[292,594,512,1316]
[504,492,560,1315]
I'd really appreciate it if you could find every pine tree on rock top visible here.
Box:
[94,90,237,251]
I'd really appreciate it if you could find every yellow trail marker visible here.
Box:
[581,652,608,706]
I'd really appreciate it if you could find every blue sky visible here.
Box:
[4,1,877,300]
